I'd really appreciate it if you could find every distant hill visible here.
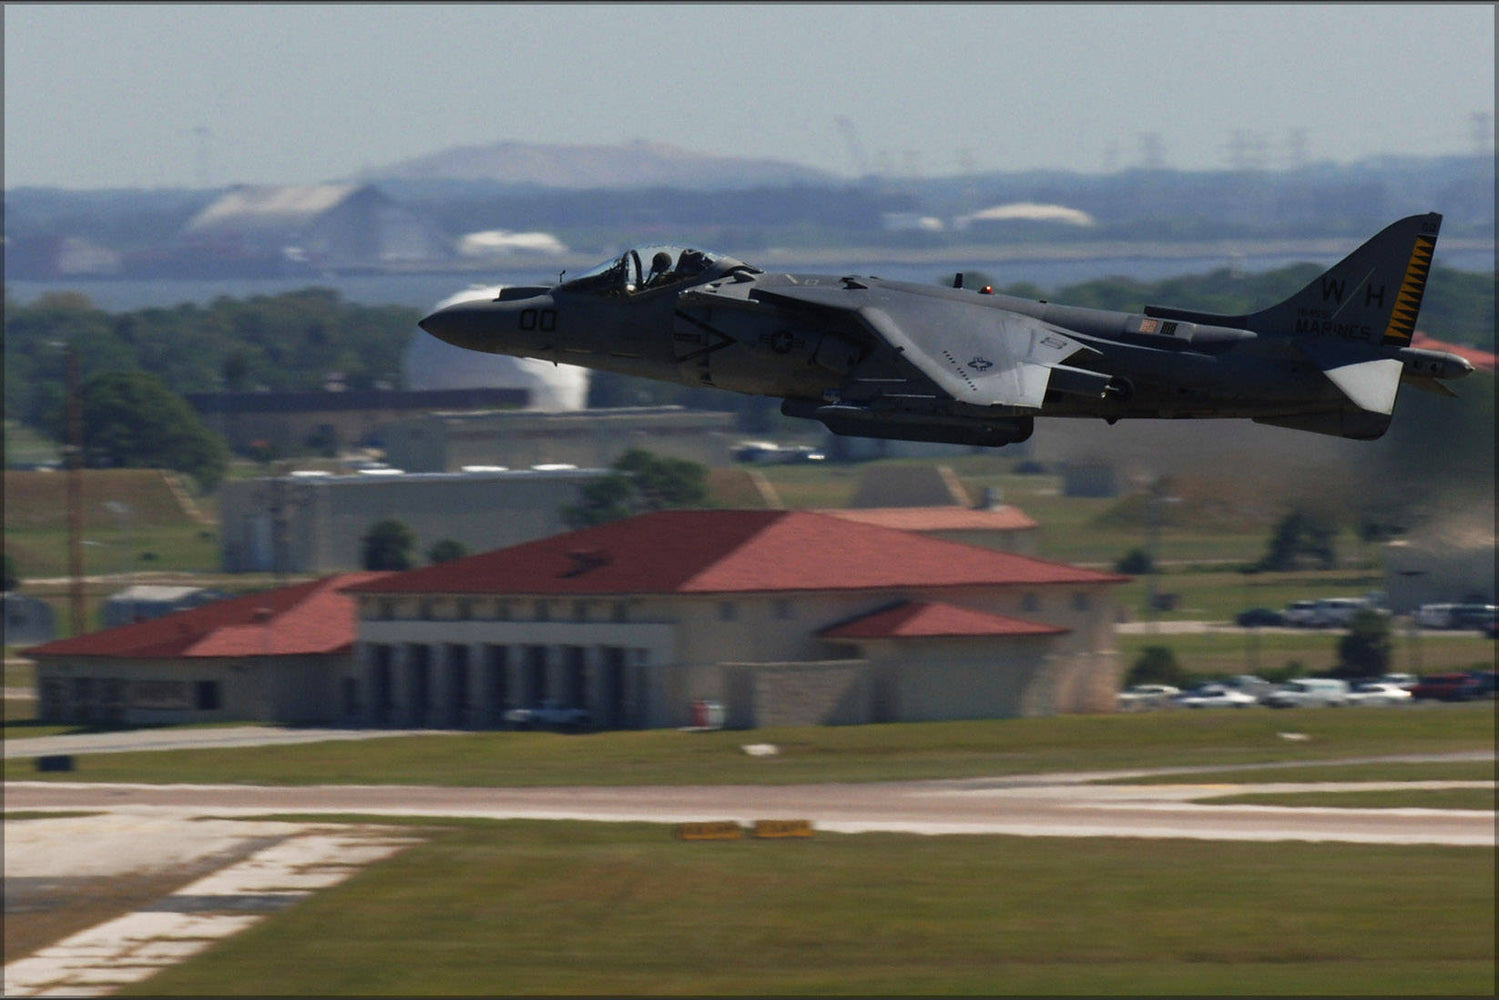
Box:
[366,138,843,190]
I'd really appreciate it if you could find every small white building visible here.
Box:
[217,467,613,574]
[102,586,226,628]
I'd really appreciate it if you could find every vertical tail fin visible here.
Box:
[1144,213,1442,346]
[1251,212,1440,346]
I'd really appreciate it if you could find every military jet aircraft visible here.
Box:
[419,213,1473,446]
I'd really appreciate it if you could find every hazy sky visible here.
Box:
[4,3,1494,189]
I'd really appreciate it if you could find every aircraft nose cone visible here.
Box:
[418,303,490,352]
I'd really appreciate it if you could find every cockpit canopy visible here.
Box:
[558,245,755,297]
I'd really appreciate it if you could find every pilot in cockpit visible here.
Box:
[645,250,676,287]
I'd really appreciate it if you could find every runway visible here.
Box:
[9,758,1494,846]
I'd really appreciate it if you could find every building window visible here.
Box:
[419,599,434,620]
[457,599,473,621]
[493,601,510,621]
[719,601,737,622]
[1021,592,1040,613]
[772,599,793,621]
[378,599,395,621]
[535,601,551,622]
[611,602,629,623]
[573,600,590,622]
[1072,592,1091,612]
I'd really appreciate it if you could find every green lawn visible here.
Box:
[7,703,1492,787]
[120,818,1495,997]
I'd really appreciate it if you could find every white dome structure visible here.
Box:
[404,284,590,411]
[955,202,1097,229]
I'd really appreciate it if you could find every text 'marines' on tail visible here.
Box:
[1145,213,1441,347]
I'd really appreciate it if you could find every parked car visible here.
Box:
[1311,598,1376,628]
[1344,681,1413,706]
[1409,673,1483,702]
[1116,684,1180,710]
[1260,678,1351,708]
[1449,604,1497,631]
[1413,603,1456,629]
[1235,607,1283,627]
[1222,674,1274,699]
[1173,685,1258,709]
[1121,683,1175,707]
[1282,597,1384,629]
[1413,603,1492,630]
[1281,600,1324,627]
[502,699,591,730]
[1380,673,1419,690]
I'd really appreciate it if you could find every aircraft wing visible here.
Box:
[748,282,1103,409]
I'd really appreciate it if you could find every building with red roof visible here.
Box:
[343,509,1126,729]
[815,504,1039,554]
[28,573,385,726]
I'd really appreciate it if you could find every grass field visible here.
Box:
[116,817,1494,997]
[6,702,1492,787]
[6,704,1492,996]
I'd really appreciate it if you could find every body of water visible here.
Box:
[9,246,1492,313]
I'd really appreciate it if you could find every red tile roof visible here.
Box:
[345,509,1124,597]
[816,505,1038,532]
[26,573,388,659]
[819,600,1067,639]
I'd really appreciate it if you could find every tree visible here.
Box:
[1115,548,1154,575]
[613,449,708,510]
[60,370,229,491]
[427,538,467,564]
[562,449,710,529]
[1334,610,1394,679]
[3,552,19,592]
[361,519,416,571]
[1252,510,1337,572]
[562,475,637,529]
[1126,645,1190,689]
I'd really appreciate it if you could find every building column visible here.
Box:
[404,643,434,728]
[430,645,453,729]
[633,649,652,729]
[544,646,563,707]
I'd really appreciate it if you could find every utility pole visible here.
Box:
[64,344,86,636]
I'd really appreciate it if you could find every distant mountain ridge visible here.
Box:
[366,138,843,190]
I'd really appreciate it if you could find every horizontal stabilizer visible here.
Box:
[1295,339,1403,415]
[1319,358,1403,415]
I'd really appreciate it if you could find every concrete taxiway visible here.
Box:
[5,739,1491,995]
[8,759,1494,846]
